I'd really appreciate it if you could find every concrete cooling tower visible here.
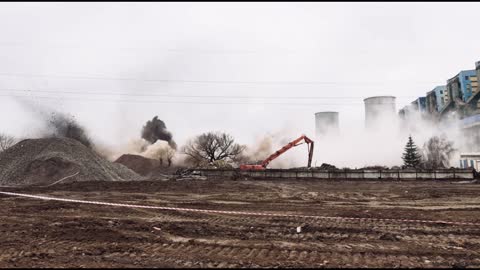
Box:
[315,111,339,136]
[364,96,396,129]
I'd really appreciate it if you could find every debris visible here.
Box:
[172,168,207,181]
[361,165,389,170]
[290,163,340,171]
[317,163,339,170]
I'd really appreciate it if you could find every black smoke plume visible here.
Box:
[141,116,177,149]
[47,112,93,148]
[12,97,92,148]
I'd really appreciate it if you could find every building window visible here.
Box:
[466,76,469,80]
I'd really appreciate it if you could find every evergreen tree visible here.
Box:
[402,135,422,168]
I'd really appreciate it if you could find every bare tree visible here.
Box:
[182,132,246,166]
[0,133,15,152]
[166,147,175,167]
[148,145,176,167]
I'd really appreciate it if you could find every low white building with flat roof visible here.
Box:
[459,153,480,170]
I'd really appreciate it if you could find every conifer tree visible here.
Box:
[402,135,422,168]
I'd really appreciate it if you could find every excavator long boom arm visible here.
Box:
[261,135,313,167]
[240,134,314,170]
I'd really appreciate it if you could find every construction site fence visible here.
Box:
[196,169,476,180]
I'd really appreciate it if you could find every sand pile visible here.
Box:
[0,137,143,186]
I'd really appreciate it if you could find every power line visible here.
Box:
[0,43,294,54]
[0,72,444,85]
[0,88,418,100]
[2,94,368,106]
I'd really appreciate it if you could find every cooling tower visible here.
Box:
[315,111,339,136]
[364,96,396,129]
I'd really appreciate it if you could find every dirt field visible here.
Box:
[1,179,480,268]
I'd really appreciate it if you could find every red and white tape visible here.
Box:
[0,191,479,227]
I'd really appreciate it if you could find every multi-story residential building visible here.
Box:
[446,70,478,103]
[477,61,480,85]
[411,97,427,113]
[426,90,437,115]
[426,85,447,114]
[434,85,447,110]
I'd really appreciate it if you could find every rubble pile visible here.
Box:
[173,168,207,181]
[317,163,339,170]
[290,163,340,171]
[361,165,390,170]
[190,160,235,170]
[0,137,143,186]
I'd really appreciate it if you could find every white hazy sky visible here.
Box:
[0,2,479,161]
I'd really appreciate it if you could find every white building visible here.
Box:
[459,153,480,170]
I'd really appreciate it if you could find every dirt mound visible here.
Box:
[0,137,143,186]
[115,154,160,176]
[115,154,184,179]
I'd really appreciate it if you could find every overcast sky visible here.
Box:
[0,2,479,153]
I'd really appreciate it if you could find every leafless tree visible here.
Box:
[165,147,175,167]
[421,135,456,169]
[182,132,246,166]
[149,145,176,167]
[0,133,15,152]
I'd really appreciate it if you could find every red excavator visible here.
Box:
[239,134,314,170]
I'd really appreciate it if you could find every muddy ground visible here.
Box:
[1,179,480,268]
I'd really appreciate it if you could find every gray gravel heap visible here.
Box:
[0,137,144,186]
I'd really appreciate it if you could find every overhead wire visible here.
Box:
[0,71,429,107]
[0,72,444,85]
[1,94,369,106]
[0,88,417,100]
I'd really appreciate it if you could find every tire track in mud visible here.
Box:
[144,213,480,265]
[5,203,480,259]
[125,240,479,268]
[2,191,480,227]
[3,197,479,256]
[125,207,480,239]
[7,225,476,268]
[2,222,479,268]
[2,189,480,268]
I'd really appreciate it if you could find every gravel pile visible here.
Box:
[0,137,143,186]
